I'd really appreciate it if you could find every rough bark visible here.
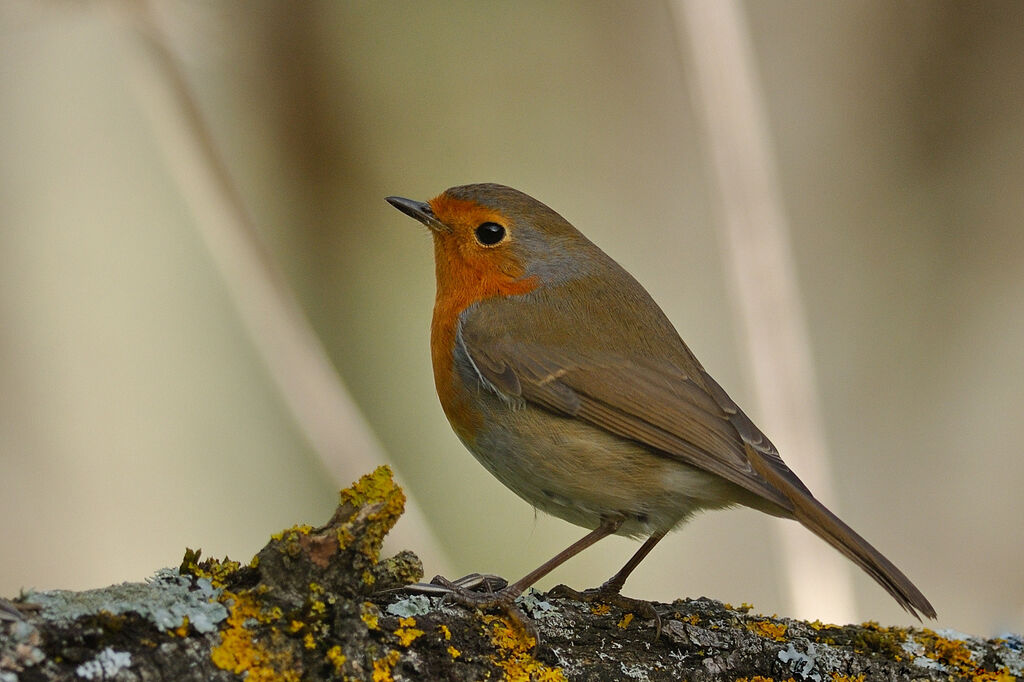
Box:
[2,467,1020,682]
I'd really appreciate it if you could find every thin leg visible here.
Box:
[419,515,623,603]
[505,515,624,596]
[550,530,669,637]
[419,515,625,649]
[602,530,667,593]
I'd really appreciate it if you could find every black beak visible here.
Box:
[385,196,450,233]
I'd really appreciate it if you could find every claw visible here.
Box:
[431,573,508,592]
[398,573,541,649]
[397,572,508,596]
[550,584,662,638]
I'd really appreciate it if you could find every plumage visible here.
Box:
[386,183,936,621]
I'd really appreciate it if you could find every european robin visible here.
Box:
[386,183,935,620]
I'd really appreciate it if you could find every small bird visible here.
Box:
[386,183,935,620]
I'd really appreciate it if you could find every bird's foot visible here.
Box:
[402,573,539,647]
[549,582,662,637]
[400,572,508,597]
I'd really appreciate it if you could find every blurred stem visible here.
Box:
[113,0,448,572]
[670,0,855,621]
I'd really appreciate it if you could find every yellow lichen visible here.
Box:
[197,468,419,682]
[590,604,611,616]
[438,624,452,640]
[270,525,314,542]
[325,645,346,674]
[342,465,400,507]
[747,620,788,642]
[912,628,1010,680]
[680,613,700,625]
[851,621,908,660]
[338,466,406,563]
[617,613,634,629]
[210,592,300,682]
[167,617,189,638]
[394,616,424,646]
[482,614,566,682]
[361,602,380,630]
[448,645,461,659]
[829,674,866,682]
[180,549,243,588]
[372,649,400,682]
[270,525,315,559]
[923,631,973,670]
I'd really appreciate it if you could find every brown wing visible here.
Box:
[460,326,798,513]
[459,315,937,620]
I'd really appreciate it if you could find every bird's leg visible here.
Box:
[599,530,667,593]
[503,514,625,596]
[414,515,624,602]
[550,530,667,636]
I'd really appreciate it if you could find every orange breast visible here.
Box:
[427,224,538,444]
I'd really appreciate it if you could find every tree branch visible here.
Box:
[2,468,1019,681]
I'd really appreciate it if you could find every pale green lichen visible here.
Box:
[385,595,431,618]
[74,647,132,680]
[26,568,227,634]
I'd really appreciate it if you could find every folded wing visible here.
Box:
[459,317,936,619]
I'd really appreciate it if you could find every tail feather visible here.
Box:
[750,448,936,620]
[790,491,936,620]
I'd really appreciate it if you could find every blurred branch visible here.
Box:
[670,0,855,621]
[111,1,448,573]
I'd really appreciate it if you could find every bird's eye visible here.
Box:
[474,222,506,246]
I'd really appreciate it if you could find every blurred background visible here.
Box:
[1,1,1022,637]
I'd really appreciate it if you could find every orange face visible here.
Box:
[427,193,538,302]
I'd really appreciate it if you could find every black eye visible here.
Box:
[475,222,506,246]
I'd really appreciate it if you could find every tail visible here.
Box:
[753,454,936,620]
[791,490,936,620]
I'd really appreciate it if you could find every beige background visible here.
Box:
[1,1,1022,636]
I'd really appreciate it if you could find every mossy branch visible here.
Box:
[1,467,1019,681]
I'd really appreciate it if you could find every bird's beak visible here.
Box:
[386,196,450,233]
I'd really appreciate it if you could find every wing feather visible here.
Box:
[461,330,794,511]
